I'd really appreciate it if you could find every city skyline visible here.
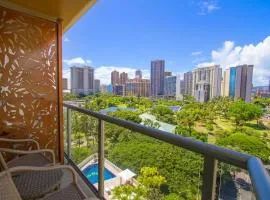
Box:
[63,0,270,87]
[68,61,255,102]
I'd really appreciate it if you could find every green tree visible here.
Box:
[64,93,78,101]
[228,100,264,129]
[151,105,176,124]
[108,137,202,198]
[253,96,270,108]
[217,133,270,161]
[143,119,161,129]
[71,146,92,164]
[112,185,147,200]
[176,106,202,134]
[137,167,166,200]
[112,167,166,200]
[175,125,207,142]
[109,110,142,124]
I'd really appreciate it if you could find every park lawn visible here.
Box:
[208,135,216,144]
[194,121,224,135]
[194,122,208,133]
[117,103,127,108]
[214,118,235,132]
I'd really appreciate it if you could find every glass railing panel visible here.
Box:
[64,109,98,167]
[63,104,270,200]
[217,163,256,200]
[101,121,204,200]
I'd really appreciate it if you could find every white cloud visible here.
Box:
[197,36,270,86]
[63,37,70,42]
[63,57,92,66]
[191,51,203,56]
[198,0,220,15]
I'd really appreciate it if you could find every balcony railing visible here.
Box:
[63,103,270,200]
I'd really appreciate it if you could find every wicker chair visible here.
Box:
[0,138,55,170]
[0,165,93,200]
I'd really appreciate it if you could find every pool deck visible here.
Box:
[79,153,137,199]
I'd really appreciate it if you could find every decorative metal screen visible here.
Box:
[0,6,60,160]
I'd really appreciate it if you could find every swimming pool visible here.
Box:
[82,163,116,184]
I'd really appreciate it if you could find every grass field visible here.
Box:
[194,118,270,145]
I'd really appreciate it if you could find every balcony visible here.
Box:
[62,103,270,200]
[0,0,270,200]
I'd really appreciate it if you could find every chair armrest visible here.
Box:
[0,138,40,150]
[8,165,77,183]
[0,148,55,165]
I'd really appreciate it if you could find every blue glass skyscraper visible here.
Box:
[229,67,237,98]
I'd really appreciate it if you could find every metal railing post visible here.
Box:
[66,108,72,159]
[98,119,105,198]
[202,156,218,200]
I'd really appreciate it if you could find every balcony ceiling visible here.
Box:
[0,0,97,32]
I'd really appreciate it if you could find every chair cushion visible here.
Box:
[7,153,52,168]
[41,183,86,200]
[12,169,63,199]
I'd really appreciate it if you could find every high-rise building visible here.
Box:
[71,66,94,95]
[176,75,185,100]
[228,65,253,102]
[113,85,124,96]
[151,60,165,97]
[221,69,230,97]
[94,79,100,93]
[164,76,176,97]
[120,72,128,85]
[183,72,193,96]
[111,70,120,85]
[125,78,150,97]
[63,78,68,90]
[107,84,113,93]
[135,70,142,79]
[164,71,172,77]
[192,65,222,102]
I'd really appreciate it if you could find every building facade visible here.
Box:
[135,70,142,79]
[228,65,253,102]
[94,79,100,93]
[71,66,94,95]
[183,71,193,96]
[192,65,222,102]
[176,75,184,100]
[107,84,113,93]
[63,78,68,90]
[111,70,120,85]
[151,60,165,97]
[164,76,176,97]
[125,78,150,97]
[113,85,124,96]
[120,72,128,85]
[221,69,230,96]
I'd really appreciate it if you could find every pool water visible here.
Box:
[82,164,116,184]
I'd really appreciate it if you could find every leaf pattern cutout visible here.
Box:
[0,6,59,161]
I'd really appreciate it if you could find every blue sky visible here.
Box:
[63,0,270,86]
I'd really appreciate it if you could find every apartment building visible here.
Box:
[151,60,165,97]
[71,66,94,95]
[192,65,222,102]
